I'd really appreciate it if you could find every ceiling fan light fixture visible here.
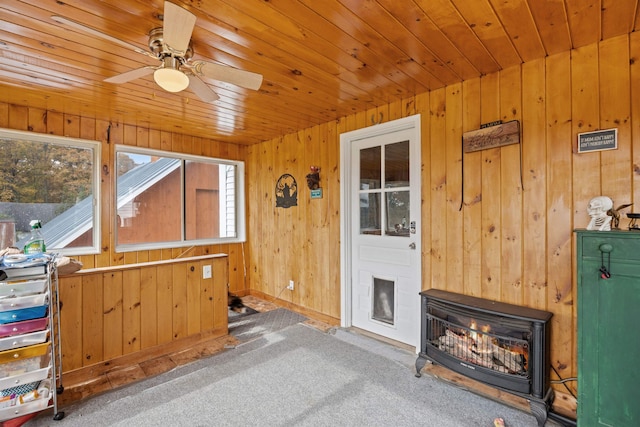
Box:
[154,67,189,92]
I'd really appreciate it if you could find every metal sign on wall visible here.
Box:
[577,128,617,153]
[275,173,298,208]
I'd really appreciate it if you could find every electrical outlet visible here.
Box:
[203,265,212,279]
[287,280,294,290]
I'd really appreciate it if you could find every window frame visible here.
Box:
[0,127,102,256]
[114,145,246,253]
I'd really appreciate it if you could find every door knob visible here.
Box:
[409,242,416,249]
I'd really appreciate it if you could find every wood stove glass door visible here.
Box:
[349,125,421,347]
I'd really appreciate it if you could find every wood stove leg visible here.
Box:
[529,400,548,427]
[415,355,427,377]
[529,389,554,427]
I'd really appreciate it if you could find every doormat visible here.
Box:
[228,306,259,321]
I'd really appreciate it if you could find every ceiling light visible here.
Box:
[154,67,189,92]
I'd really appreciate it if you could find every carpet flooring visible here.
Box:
[26,313,550,427]
[228,306,259,320]
[228,307,307,343]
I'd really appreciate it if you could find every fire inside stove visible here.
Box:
[431,315,529,378]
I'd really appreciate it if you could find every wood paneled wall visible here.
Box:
[2,32,637,395]
[246,33,640,395]
[0,103,249,295]
[0,102,249,372]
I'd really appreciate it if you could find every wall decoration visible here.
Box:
[306,166,320,190]
[586,196,632,231]
[607,202,632,230]
[587,196,614,231]
[462,120,520,153]
[459,120,522,211]
[275,173,298,208]
[577,128,617,153]
[306,166,322,199]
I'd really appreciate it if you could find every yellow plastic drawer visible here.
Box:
[0,342,49,366]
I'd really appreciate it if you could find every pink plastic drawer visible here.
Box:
[0,318,48,339]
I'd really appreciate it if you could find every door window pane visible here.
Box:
[385,140,409,187]
[386,191,410,236]
[359,141,411,237]
[360,146,381,190]
[360,193,381,235]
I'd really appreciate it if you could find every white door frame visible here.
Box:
[339,114,422,338]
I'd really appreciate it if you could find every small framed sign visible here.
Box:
[577,128,617,153]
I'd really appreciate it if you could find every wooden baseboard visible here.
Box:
[62,326,229,392]
[422,363,577,422]
[249,290,341,326]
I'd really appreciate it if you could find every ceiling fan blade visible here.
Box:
[191,61,263,90]
[105,66,156,84]
[163,1,197,54]
[51,15,153,58]
[187,74,220,103]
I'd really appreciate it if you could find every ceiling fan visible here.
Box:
[51,1,263,102]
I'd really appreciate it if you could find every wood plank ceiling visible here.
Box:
[0,0,638,145]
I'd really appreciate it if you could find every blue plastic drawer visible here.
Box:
[0,306,47,325]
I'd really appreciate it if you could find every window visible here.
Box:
[115,145,245,251]
[0,128,101,255]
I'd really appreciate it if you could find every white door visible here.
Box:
[340,116,421,348]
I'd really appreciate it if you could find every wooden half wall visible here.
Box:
[245,33,640,398]
[58,255,229,372]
